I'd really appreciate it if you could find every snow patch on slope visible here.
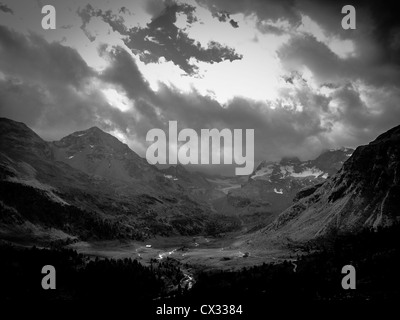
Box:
[164,174,178,181]
[251,164,273,180]
[289,167,324,178]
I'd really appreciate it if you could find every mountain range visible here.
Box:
[1,117,399,247]
[247,124,400,247]
[211,148,354,230]
[0,118,238,243]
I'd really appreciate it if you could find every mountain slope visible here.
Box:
[160,164,229,204]
[51,127,158,184]
[212,149,353,229]
[255,124,400,243]
[0,118,239,243]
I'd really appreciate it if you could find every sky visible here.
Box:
[0,0,400,175]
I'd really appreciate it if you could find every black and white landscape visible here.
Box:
[1,0,400,312]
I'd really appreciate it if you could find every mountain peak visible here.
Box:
[86,126,104,134]
[51,125,152,182]
[55,125,128,152]
[71,126,107,137]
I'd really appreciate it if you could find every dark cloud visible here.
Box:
[3,29,327,172]
[127,2,242,74]
[198,0,400,87]
[229,19,238,28]
[276,30,400,149]
[197,0,301,28]
[1,1,400,175]
[78,4,128,41]
[256,21,287,35]
[0,22,397,174]
[145,0,173,19]
[0,25,126,140]
[0,25,93,88]
[99,46,154,101]
[78,2,242,75]
[147,83,332,173]
[278,34,345,84]
[119,6,131,15]
[330,84,400,143]
[211,11,238,28]
[0,74,111,141]
[212,11,230,22]
[0,78,47,125]
[0,2,13,14]
[198,0,400,67]
[278,34,400,88]
[0,25,160,149]
[297,0,400,64]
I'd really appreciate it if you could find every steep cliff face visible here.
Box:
[260,125,400,242]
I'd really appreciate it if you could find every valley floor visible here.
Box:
[2,223,400,314]
[67,234,296,271]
